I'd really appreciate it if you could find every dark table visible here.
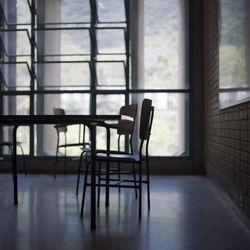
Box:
[0,115,120,230]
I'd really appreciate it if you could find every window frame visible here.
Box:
[0,0,193,160]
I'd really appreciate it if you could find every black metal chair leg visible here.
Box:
[8,145,14,181]
[132,163,137,198]
[76,151,84,195]
[139,162,142,220]
[146,159,150,210]
[118,163,121,193]
[97,161,102,207]
[64,147,67,175]
[80,160,89,217]
[54,146,59,180]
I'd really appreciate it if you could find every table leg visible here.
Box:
[105,124,110,207]
[13,125,18,205]
[90,125,96,230]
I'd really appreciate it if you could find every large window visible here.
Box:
[0,0,190,158]
[219,0,250,108]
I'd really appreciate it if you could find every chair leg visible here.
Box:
[146,159,150,210]
[18,144,27,176]
[8,145,14,181]
[80,160,89,217]
[76,150,84,195]
[97,161,102,207]
[139,162,142,220]
[105,159,110,207]
[64,147,67,175]
[54,146,59,180]
[118,162,121,193]
[132,163,137,199]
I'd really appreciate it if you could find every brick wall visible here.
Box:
[204,0,250,219]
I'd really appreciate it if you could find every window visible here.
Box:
[0,0,190,158]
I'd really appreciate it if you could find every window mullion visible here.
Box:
[30,0,36,156]
[90,0,97,115]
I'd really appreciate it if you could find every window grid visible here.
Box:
[0,0,191,158]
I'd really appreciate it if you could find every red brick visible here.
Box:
[240,162,248,173]
[240,110,248,120]
[234,159,240,168]
[241,172,248,183]
[241,152,248,162]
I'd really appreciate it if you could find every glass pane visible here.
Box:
[0,30,31,56]
[61,30,90,55]
[61,0,90,23]
[36,29,90,56]
[96,94,125,114]
[36,62,90,89]
[144,0,187,89]
[1,0,31,25]
[96,95,125,150]
[35,94,90,156]
[36,94,90,115]
[17,0,31,24]
[130,93,188,157]
[97,0,125,22]
[2,95,30,155]
[2,126,30,155]
[3,95,30,115]
[1,63,30,89]
[36,0,90,24]
[97,29,125,54]
[219,0,250,107]
[96,62,125,88]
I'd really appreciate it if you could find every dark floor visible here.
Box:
[0,174,250,250]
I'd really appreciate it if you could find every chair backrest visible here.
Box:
[117,104,137,136]
[139,99,153,141]
[116,104,137,153]
[53,108,67,133]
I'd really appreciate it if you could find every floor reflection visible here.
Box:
[1,174,250,250]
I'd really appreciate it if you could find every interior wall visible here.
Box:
[204,0,250,225]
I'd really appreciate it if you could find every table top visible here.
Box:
[0,115,120,125]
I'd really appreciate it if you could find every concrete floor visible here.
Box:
[0,174,250,250]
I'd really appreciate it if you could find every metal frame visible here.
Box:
[0,0,193,160]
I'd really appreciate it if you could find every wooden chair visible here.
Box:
[75,104,138,195]
[80,99,154,219]
[53,108,90,179]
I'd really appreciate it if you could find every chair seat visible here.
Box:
[81,149,139,162]
[96,152,139,162]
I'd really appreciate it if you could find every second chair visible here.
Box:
[75,103,138,195]
[53,108,90,179]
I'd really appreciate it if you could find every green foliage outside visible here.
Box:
[219,0,247,88]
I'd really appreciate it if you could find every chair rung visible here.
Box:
[101,170,133,175]
[85,182,139,189]
[100,178,148,184]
